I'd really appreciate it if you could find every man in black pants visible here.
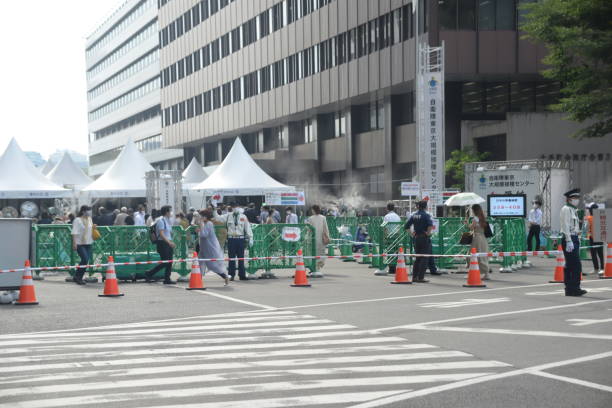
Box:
[145,205,176,284]
[405,201,434,283]
[527,200,542,251]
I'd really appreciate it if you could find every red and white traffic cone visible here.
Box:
[463,248,486,288]
[291,249,311,287]
[601,243,612,280]
[15,260,39,306]
[187,252,206,290]
[99,256,124,297]
[391,247,412,285]
[549,245,565,283]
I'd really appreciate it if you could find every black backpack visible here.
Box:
[149,223,158,243]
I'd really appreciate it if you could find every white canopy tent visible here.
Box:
[83,138,154,197]
[46,152,92,191]
[192,138,295,195]
[40,160,56,175]
[0,139,70,199]
[182,157,208,186]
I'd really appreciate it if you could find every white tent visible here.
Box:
[192,138,295,195]
[40,160,55,175]
[0,139,70,199]
[46,152,92,190]
[83,138,154,197]
[182,157,208,185]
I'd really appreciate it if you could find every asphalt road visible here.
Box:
[1,256,611,408]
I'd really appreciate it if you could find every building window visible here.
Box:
[232,78,242,102]
[304,119,315,143]
[203,91,212,112]
[211,39,220,62]
[334,112,346,137]
[202,44,211,67]
[186,97,195,118]
[273,60,285,88]
[184,9,192,32]
[369,101,384,130]
[221,34,230,57]
[231,27,241,52]
[195,94,203,115]
[222,82,232,106]
[260,65,272,93]
[193,49,201,71]
[212,87,221,109]
[259,10,270,38]
[271,3,284,31]
[478,0,515,30]
[185,54,193,76]
[192,4,201,26]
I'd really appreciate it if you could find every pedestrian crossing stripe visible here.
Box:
[0,310,511,408]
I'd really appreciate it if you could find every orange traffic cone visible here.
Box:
[391,247,412,285]
[601,243,612,280]
[463,248,486,288]
[15,260,39,305]
[99,256,124,297]
[291,249,311,287]
[187,252,206,290]
[549,245,565,283]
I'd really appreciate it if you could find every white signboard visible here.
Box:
[401,182,421,196]
[281,227,301,242]
[265,191,306,206]
[422,189,443,214]
[489,196,527,217]
[159,178,175,208]
[471,169,539,211]
[418,72,445,191]
[593,209,611,243]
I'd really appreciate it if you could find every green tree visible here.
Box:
[445,147,489,190]
[521,0,612,139]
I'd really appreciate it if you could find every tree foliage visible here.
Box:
[520,0,612,139]
[445,147,489,191]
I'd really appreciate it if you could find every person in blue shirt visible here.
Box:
[144,205,176,284]
[405,200,434,283]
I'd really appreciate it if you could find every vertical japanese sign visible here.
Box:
[418,72,445,192]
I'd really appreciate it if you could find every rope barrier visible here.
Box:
[0,249,572,274]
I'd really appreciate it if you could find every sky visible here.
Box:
[0,0,123,159]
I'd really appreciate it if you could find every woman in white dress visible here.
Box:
[197,209,229,286]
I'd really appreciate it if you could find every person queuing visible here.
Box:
[382,203,402,276]
[144,205,176,284]
[271,207,282,224]
[306,204,330,275]
[134,205,146,226]
[216,203,253,281]
[586,203,604,276]
[197,209,230,286]
[244,203,259,224]
[114,207,129,226]
[285,207,299,224]
[527,200,543,251]
[468,204,491,281]
[560,189,587,296]
[405,201,434,283]
[71,205,94,285]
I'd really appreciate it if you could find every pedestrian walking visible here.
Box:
[306,204,330,274]
[217,204,253,281]
[468,204,491,280]
[383,203,402,276]
[285,207,299,224]
[405,201,434,283]
[561,189,587,296]
[144,205,177,284]
[197,209,229,286]
[71,205,94,285]
[586,203,605,275]
[527,200,542,251]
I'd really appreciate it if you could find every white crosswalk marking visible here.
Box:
[0,311,511,407]
[418,298,511,309]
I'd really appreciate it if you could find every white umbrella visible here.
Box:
[444,192,485,207]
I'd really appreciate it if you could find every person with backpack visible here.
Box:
[144,205,176,284]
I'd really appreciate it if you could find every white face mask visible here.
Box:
[570,199,580,207]
[85,210,92,217]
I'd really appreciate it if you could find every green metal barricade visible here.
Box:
[247,223,316,275]
[375,221,410,271]
[33,225,75,277]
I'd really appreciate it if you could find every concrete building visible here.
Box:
[155,0,610,200]
[86,0,182,178]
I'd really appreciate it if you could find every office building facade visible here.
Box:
[86,0,183,178]
[157,0,610,199]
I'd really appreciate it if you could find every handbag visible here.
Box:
[92,225,101,241]
[459,231,473,245]
[484,222,493,238]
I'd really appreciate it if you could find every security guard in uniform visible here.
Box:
[405,200,434,283]
[560,189,587,297]
[217,203,253,281]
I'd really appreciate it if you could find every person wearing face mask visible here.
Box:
[216,203,253,281]
[285,207,298,224]
[144,205,177,284]
[71,205,95,285]
[560,189,586,297]
[527,200,543,251]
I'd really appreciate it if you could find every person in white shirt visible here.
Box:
[383,203,402,276]
[527,200,543,251]
[285,207,299,224]
[134,205,146,226]
[71,205,94,285]
[560,189,586,297]
[216,203,253,281]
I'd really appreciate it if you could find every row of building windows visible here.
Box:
[89,77,160,122]
[92,105,161,141]
[461,81,560,115]
[90,134,163,166]
[87,21,158,80]
[162,5,414,127]
[87,0,156,59]
[160,0,237,48]
[88,49,159,101]
[439,0,534,31]
[160,0,334,88]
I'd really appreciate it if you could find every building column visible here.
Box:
[383,96,394,200]
[344,108,354,188]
